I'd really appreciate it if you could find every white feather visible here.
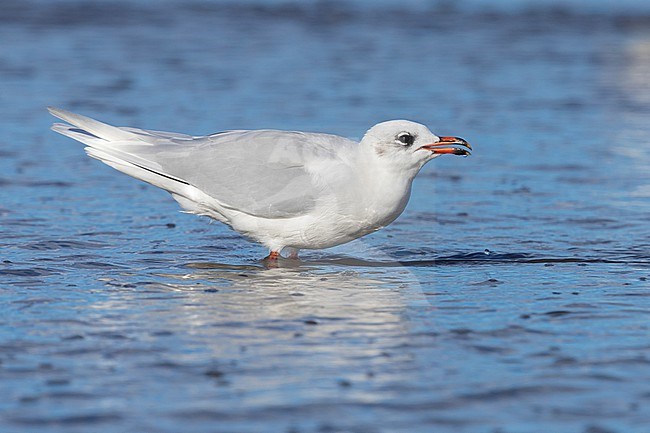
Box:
[48,107,462,254]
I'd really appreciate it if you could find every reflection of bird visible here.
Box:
[49,107,471,260]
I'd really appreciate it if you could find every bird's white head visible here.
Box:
[360,120,471,174]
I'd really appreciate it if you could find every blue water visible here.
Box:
[2,1,650,432]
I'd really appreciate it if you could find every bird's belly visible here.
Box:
[293,222,375,250]
[229,191,409,250]
[292,206,404,250]
[233,213,383,250]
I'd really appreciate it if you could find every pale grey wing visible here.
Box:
[120,126,195,141]
[48,107,355,219]
[119,127,248,142]
[130,130,355,218]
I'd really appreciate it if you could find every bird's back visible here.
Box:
[49,108,359,220]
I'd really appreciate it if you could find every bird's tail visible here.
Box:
[48,107,191,195]
[49,107,145,144]
[47,107,229,220]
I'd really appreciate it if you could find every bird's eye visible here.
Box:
[397,133,415,146]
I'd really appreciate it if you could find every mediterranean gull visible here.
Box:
[48,107,471,260]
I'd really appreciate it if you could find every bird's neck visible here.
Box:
[354,150,416,228]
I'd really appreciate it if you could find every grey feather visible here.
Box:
[122,130,356,218]
[48,107,358,219]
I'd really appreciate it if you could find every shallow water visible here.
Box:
[2,1,650,432]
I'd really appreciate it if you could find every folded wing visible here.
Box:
[48,107,355,219]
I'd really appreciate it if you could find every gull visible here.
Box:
[48,107,471,260]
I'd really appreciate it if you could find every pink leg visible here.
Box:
[283,247,299,260]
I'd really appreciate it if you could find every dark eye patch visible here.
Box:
[397,133,414,146]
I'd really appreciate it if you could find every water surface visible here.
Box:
[1,1,650,432]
